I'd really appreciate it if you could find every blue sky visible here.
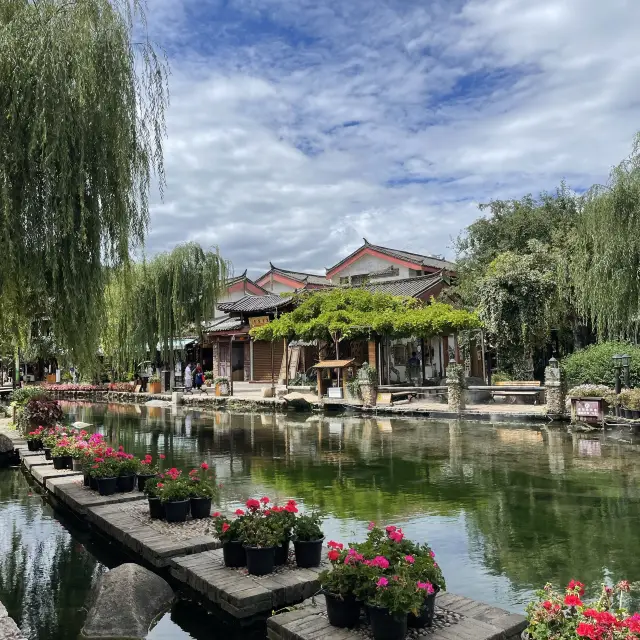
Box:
[145,0,640,276]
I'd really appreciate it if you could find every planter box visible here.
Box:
[148,382,161,394]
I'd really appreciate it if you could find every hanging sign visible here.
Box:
[249,316,270,329]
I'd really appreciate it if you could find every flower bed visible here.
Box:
[525,580,640,639]
[316,523,445,640]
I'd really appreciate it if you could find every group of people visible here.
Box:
[184,363,205,392]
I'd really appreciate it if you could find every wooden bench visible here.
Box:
[491,381,542,404]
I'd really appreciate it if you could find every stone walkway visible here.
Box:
[0,600,26,640]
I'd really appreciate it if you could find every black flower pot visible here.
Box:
[116,474,136,493]
[137,473,156,494]
[190,497,212,519]
[44,447,52,460]
[368,606,407,640]
[244,546,275,576]
[294,538,324,568]
[624,408,633,419]
[222,540,246,568]
[52,455,72,470]
[324,592,361,628]
[83,472,90,487]
[33,439,43,451]
[274,538,290,566]
[27,440,37,452]
[632,410,640,420]
[96,476,118,496]
[72,458,84,472]
[148,497,164,520]
[90,476,99,491]
[407,586,440,628]
[164,499,190,523]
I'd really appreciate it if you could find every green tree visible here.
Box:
[102,243,228,377]
[569,134,640,339]
[0,0,168,373]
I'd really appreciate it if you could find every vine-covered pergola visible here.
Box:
[250,288,481,361]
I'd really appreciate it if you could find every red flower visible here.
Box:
[567,580,585,596]
[246,498,261,511]
[328,550,340,562]
[212,512,221,518]
[156,482,164,488]
[576,623,596,638]
[235,509,245,516]
[222,523,230,533]
[284,503,298,513]
[564,594,583,607]
[159,454,166,459]
[264,510,271,516]
[327,541,344,550]
[200,462,209,470]
[260,496,270,504]
[542,601,553,610]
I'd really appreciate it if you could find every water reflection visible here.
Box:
[60,402,640,612]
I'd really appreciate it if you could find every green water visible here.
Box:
[3,402,640,638]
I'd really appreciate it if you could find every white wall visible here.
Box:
[329,254,411,285]
[261,280,298,294]
[214,289,254,318]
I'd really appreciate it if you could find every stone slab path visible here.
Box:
[170,549,326,618]
[0,600,26,640]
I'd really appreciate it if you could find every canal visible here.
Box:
[2,402,640,639]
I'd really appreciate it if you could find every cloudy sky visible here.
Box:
[145,0,640,277]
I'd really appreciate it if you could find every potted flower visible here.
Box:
[157,468,192,522]
[405,548,445,628]
[25,427,44,451]
[204,371,214,387]
[269,499,298,565]
[214,377,230,397]
[239,501,280,576]
[211,510,246,567]
[41,427,63,460]
[319,544,363,628]
[137,454,162,493]
[51,436,75,470]
[365,571,424,640]
[88,456,120,496]
[115,448,138,492]
[143,479,165,520]
[524,579,637,639]
[148,375,162,395]
[293,512,324,568]
[187,462,218,519]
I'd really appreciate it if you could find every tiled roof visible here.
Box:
[358,273,445,298]
[204,316,245,332]
[217,294,293,313]
[327,239,456,273]
[226,270,269,293]
[258,264,331,287]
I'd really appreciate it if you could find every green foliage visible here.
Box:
[490,371,511,383]
[22,397,63,429]
[570,134,640,338]
[157,476,192,502]
[10,386,49,407]
[251,289,480,343]
[0,0,168,371]
[293,512,324,542]
[102,243,228,374]
[239,514,281,548]
[561,342,640,387]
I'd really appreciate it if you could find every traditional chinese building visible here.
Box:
[255,263,331,294]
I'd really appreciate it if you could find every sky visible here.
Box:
[144,0,640,278]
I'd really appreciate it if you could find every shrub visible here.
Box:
[22,397,63,429]
[562,342,640,388]
[491,371,511,383]
[293,512,323,542]
[10,386,50,407]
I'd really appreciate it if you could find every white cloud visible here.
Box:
[144,0,640,275]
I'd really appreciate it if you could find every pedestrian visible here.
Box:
[184,362,193,393]
[195,364,204,390]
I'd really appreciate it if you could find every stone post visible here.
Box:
[545,361,565,419]
[446,364,466,413]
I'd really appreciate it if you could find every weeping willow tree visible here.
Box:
[569,134,640,339]
[103,243,229,378]
[0,0,168,375]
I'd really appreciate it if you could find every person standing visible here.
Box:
[184,362,193,393]
[195,364,204,391]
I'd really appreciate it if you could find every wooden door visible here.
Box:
[219,343,230,378]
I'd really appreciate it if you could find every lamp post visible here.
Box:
[548,356,558,370]
[613,354,623,395]
[621,354,631,388]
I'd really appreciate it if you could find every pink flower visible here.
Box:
[368,522,375,531]
[385,525,397,534]
[159,454,166,459]
[389,529,404,543]
[404,555,415,564]
[417,582,435,594]
[260,496,270,504]
[200,462,209,470]
[156,482,164,488]
[371,556,389,569]
[376,577,389,588]
[430,550,435,558]
[212,512,221,518]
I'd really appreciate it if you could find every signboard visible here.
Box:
[328,387,343,399]
[576,400,600,419]
[376,393,392,405]
[249,316,270,329]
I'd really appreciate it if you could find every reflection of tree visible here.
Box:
[0,470,106,640]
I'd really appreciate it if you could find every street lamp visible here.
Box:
[613,354,623,394]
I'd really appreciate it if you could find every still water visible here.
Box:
[3,402,640,639]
